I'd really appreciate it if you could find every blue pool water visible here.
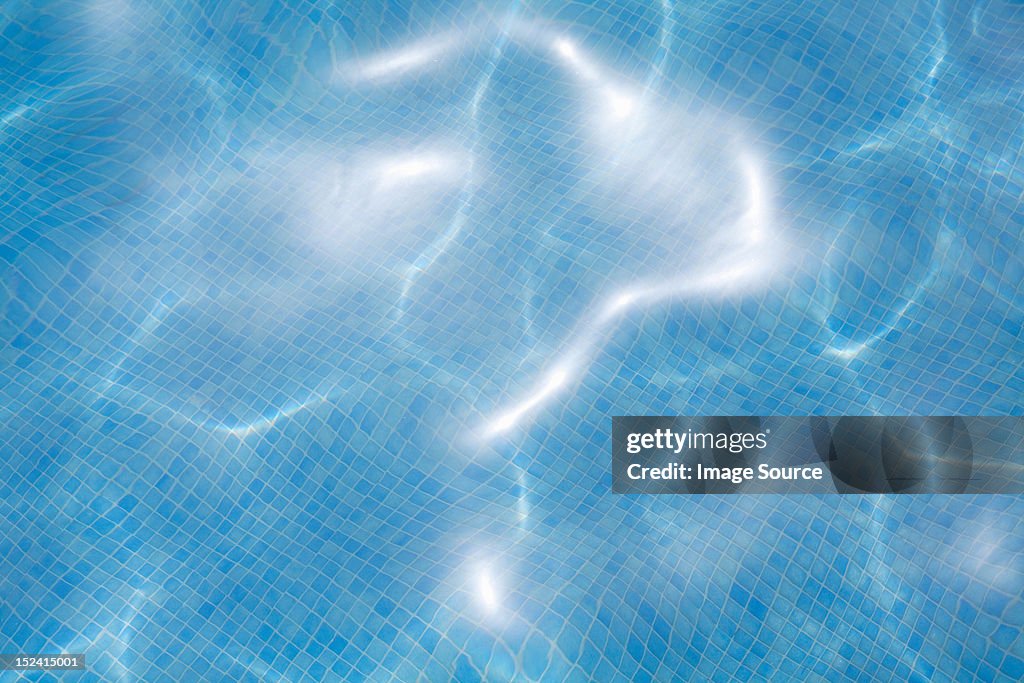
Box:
[2,0,1023,680]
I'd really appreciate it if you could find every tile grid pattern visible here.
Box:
[2,1,1023,681]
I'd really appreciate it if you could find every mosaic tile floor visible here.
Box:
[1,0,1023,680]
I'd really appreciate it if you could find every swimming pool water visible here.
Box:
[1,0,1023,680]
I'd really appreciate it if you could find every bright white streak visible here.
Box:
[476,567,499,612]
[739,154,769,243]
[479,248,779,441]
[553,38,599,81]
[547,36,643,125]
[1,104,29,131]
[374,151,464,188]
[485,366,570,436]
[604,88,637,121]
[216,396,328,438]
[341,35,459,82]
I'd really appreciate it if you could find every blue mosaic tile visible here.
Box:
[2,0,1024,680]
